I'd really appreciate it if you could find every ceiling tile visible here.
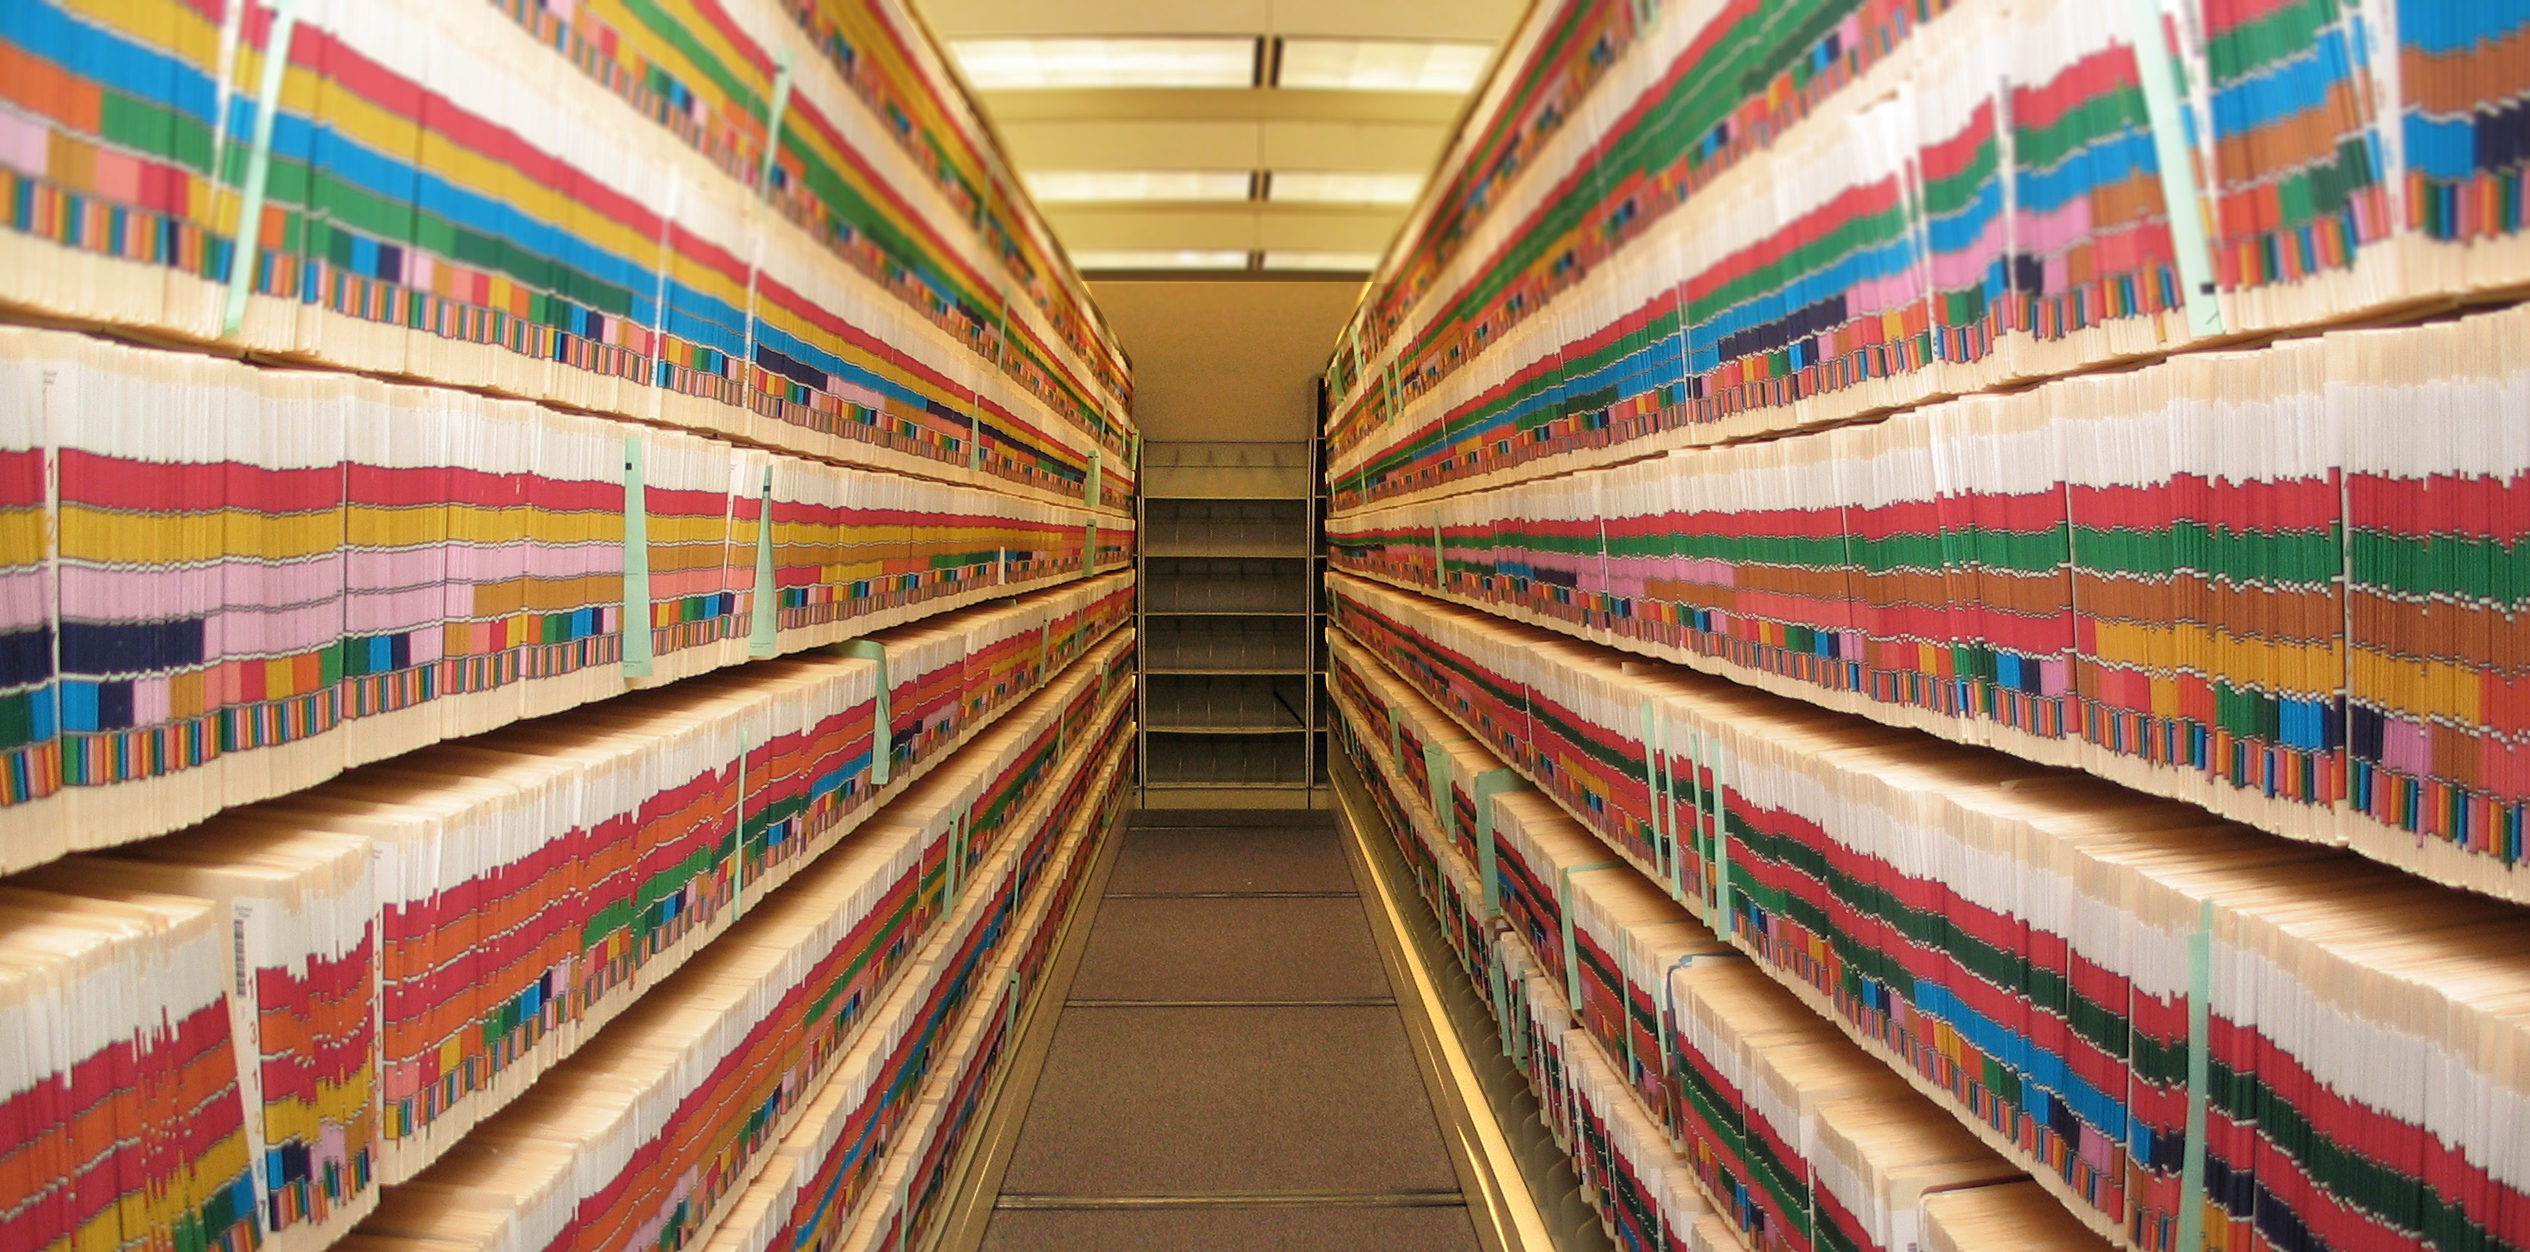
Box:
[973,87,1465,126]
[1275,38,1494,93]
[1042,203,1402,253]
[1069,249,1252,271]
[1251,206,1402,251]
[1264,0,1524,40]
[997,120,1265,170]
[1261,250,1383,272]
[1025,170,1256,203]
[920,0,1519,40]
[920,0,1273,38]
[1258,120,1450,171]
[1044,206,1266,251]
[947,37,1258,89]
[1268,170,1425,205]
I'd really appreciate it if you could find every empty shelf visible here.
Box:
[1142,558,1312,615]
[1143,498,1311,558]
[1142,616,1311,673]
[1143,732,1311,787]
[1145,674,1310,733]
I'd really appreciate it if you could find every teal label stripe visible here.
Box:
[223,0,300,336]
[2179,898,2215,1252]
[623,435,654,677]
[2124,0,2225,336]
[842,639,892,785]
[750,464,778,657]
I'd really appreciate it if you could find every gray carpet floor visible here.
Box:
[981,810,1483,1252]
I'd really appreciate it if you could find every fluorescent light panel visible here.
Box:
[1262,251,1382,272]
[1070,249,1252,271]
[949,38,1257,90]
[1268,170,1425,205]
[1024,170,1254,204]
[1275,38,1493,93]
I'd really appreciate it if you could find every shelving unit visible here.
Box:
[1135,441,1325,809]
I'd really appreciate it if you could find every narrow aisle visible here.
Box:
[972,810,1486,1251]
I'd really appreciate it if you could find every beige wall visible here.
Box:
[1090,279,1363,443]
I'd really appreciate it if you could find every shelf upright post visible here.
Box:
[1305,429,1322,809]
[1135,487,1149,808]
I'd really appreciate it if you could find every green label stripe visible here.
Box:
[2347,531,2530,602]
[2015,87,2152,176]
[2072,523,2343,584]
[2204,0,2340,81]
[1686,201,1914,323]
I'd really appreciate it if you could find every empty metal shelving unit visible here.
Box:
[1135,441,1325,808]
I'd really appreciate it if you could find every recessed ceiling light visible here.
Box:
[1275,39,1493,93]
[1025,171,1256,204]
[1070,249,1253,271]
[949,38,1258,90]
[1262,251,1382,272]
[1267,171,1426,206]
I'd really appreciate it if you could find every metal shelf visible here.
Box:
[1143,615,1309,673]
[1143,673,1308,732]
[1145,781,1311,791]
[1135,436,1326,806]
[1143,498,1309,557]
[1143,545,1314,559]
[1143,668,1314,676]
[1140,441,1313,500]
[1142,730,1310,787]
[1141,557,1310,615]
[1147,724,1312,735]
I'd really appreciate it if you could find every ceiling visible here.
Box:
[914,0,1524,276]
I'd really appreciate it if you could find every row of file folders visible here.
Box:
[1325,0,2530,508]
[1327,582,2530,1252]
[0,0,1137,498]
[1,589,1137,1252]
[1330,303,2530,903]
[1335,646,2109,1252]
[0,328,1136,867]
